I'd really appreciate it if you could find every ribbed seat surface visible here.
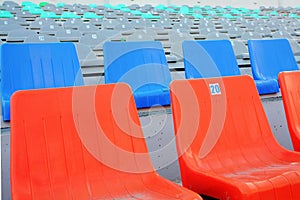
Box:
[170,75,300,199]
[1,42,83,121]
[10,84,202,200]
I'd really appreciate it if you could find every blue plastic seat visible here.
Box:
[248,39,299,94]
[183,40,240,78]
[1,43,84,121]
[182,40,279,94]
[103,41,171,108]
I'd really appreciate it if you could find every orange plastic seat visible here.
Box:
[170,75,300,200]
[279,70,300,151]
[10,84,201,200]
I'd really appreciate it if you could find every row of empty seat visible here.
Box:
[10,73,300,199]
[1,38,299,121]
[171,74,300,199]
[1,1,300,67]
[2,1,300,18]
[2,1,300,200]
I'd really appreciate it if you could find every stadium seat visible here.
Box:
[61,11,81,19]
[79,33,107,50]
[78,24,100,34]
[279,70,300,151]
[1,43,83,121]
[248,39,299,94]
[62,18,85,29]
[29,18,56,30]
[40,11,60,18]
[56,29,81,42]
[241,31,263,41]
[10,83,202,200]
[272,31,293,39]
[170,75,300,200]
[169,32,193,62]
[24,34,59,43]
[75,43,100,67]
[83,12,103,19]
[183,40,240,78]
[0,10,14,18]
[182,40,279,94]
[206,32,230,40]
[231,40,249,59]
[39,24,63,36]
[289,39,300,56]
[126,29,156,41]
[6,29,37,43]
[103,41,172,108]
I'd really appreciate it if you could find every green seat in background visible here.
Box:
[203,5,212,9]
[155,4,167,10]
[120,8,131,12]
[61,12,81,19]
[216,8,226,12]
[270,11,279,16]
[207,10,216,15]
[223,13,240,19]
[141,13,160,19]
[0,10,13,18]
[192,13,204,18]
[229,8,241,14]
[89,4,97,8]
[104,4,113,8]
[29,8,44,15]
[83,12,103,19]
[289,14,300,18]
[39,2,48,7]
[21,1,35,6]
[165,8,176,13]
[239,7,251,13]
[192,7,202,12]
[113,4,126,10]
[22,4,39,11]
[179,6,191,15]
[40,11,60,18]
[131,10,142,16]
[56,2,65,8]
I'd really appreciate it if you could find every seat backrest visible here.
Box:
[63,18,84,29]
[169,32,193,60]
[231,40,248,56]
[1,42,83,121]
[126,30,155,41]
[103,41,172,108]
[78,24,99,33]
[24,35,59,43]
[56,29,81,39]
[206,32,230,40]
[279,70,300,151]
[182,40,241,79]
[248,39,298,81]
[79,33,106,47]
[6,29,37,42]
[11,84,153,199]
[241,32,262,40]
[170,75,284,180]
[289,39,300,55]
